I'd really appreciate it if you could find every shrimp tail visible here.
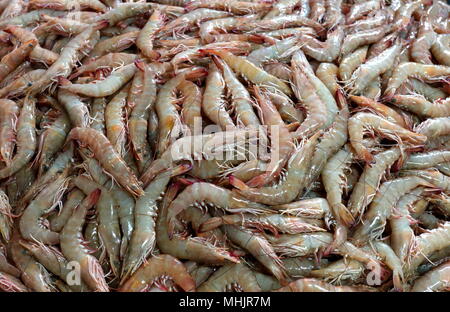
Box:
[334,203,355,227]
[229,175,250,191]
[198,217,223,233]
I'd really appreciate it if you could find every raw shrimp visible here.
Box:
[105,84,129,157]
[348,147,402,220]
[372,241,404,291]
[348,112,427,162]
[0,272,28,292]
[247,36,302,67]
[346,0,381,24]
[411,18,437,65]
[415,117,450,141]
[0,69,45,98]
[0,99,19,165]
[67,127,144,197]
[411,261,450,292]
[401,169,450,193]
[70,53,137,79]
[353,176,433,243]
[49,189,85,232]
[273,278,376,292]
[0,97,36,180]
[229,132,320,205]
[59,63,136,97]
[0,39,36,82]
[200,49,293,96]
[403,151,450,170]
[316,63,339,95]
[0,190,13,242]
[299,26,344,62]
[177,80,202,133]
[391,94,450,118]
[340,25,390,58]
[431,34,450,66]
[198,263,261,292]
[60,189,109,292]
[186,0,271,15]
[263,0,301,19]
[136,10,165,60]
[19,173,68,245]
[57,89,90,128]
[119,254,196,292]
[29,0,107,12]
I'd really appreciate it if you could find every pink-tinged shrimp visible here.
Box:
[353,176,433,243]
[120,254,196,292]
[223,225,288,285]
[67,127,144,197]
[391,94,450,118]
[197,263,261,292]
[415,117,450,141]
[351,95,408,128]
[348,147,402,220]
[309,0,326,22]
[0,39,36,82]
[273,278,376,292]
[267,89,304,124]
[57,89,90,128]
[202,62,235,131]
[304,90,349,189]
[346,0,381,24]
[230,132,320,205]
[3,25,58,66]
[199,14,259,43]
[87,31,139,61]
[186,0,271,15]
[274,198,331,220]
[0,272,29,292]
[340,25,390,58]
[299,26,344,62]
[403,151,450,170]
[401,169,450,193]
[372,241,405,291]
[129,61,157,172]
[70,53,137,80]
[49,189,84,232]
[200,49,293,96]
[0,9,66,30]
[0,69,45,98]
[166,182,270,235]
[121,165,189,282]
[0,190,13,242]
[392,0,423,31]
[291,50,337,139]
[385,63,450,98]
[0,99,19,165]
[0,97,36,180]
[0,246,20,277]
[157,9,232,38]
[411,18,437,65]
[104,84,129,157]
[29,27,99,94]
[244,85,293,187]
[346,42,401,95]
[19,172,68,245]
[316,63,340,95]
[29,0,107,12]
[60,189,109,292]
[59,63,136,97]
[178,79,202,133]
[37,15,92,36]
[136,9,165,60]
[431,34,450,66]
[348,112,427,163]
[156,182,239,265]
[411,261,450,292]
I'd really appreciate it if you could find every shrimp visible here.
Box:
[37,15,91,36]
[29,0,107,12]
[346,0,381,24]
[223,225,288,284]
[411,18,437,65]
[348,147,402,220]
[72,176,121,276]
[291,50,336,139]
[384,63,450,98]
[411,261,450,292]
[392,0,423,31]
[0,97,36,180]
[67,127,144,197]
[177,80,202,133]
[340,25,390,58]
[372,241,405,291]
[322,148,354,228]
[324,0,343,28]
[247,36,302,67]
[0,39,36,82]
[59,63,136,97]
[403,151,450,171]
[156,182,239,264]
[200,213,324,235]
[0,9,65,30]
[69,53,137,79]
[119,254,196,292]
[3,25,59,65]
[304,90,349,189]
[199,14,259,43]
[274,198,331,220]
[49,189,85,232]
[229,132,320,205]
[186,0,271,15]
[19,173,68,245]
[129,61,157,172]
[0,99,19,165]
[57,89,90,128]
[200,49,293,96]
[401,169,450,193]
[346,42,401,95]
[263,0,301,19]
[0,272,29,292]
[316,63,340,96]
[267,90,304,124]
[403,78,447,101]
[391,94,450,118]
[104,84,129,157]
[136,10,165,60]
[431,34,450,66]
[29,26,100,94]
[202,62,235,131]
[0,69,45,98]
[121,165,189,282]
[348,112,427,162]
[352,176,433,243]
[60,189,109,292]
[299,26,344,62]
[351,95,408,128]
[198,263,261,292]
[156,67,207,156]
[415,117,450,141]
[157,9,232,37]
[0,190,13,242]
[273,278,376,292]
[243,85,294,187]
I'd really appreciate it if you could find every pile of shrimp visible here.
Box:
[0,0,449,293]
